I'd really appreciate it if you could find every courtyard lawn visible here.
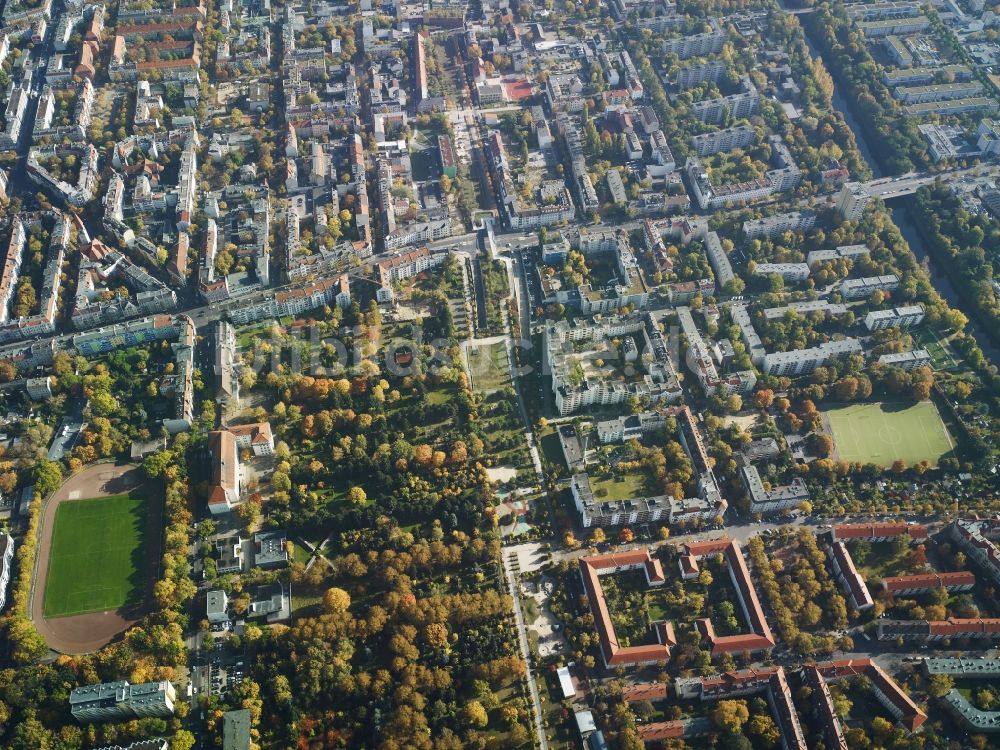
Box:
[847,540,914,582]
[590,469,651,502]
[468,342,511,394]
[825,401,954,467]
[43,493,148,618]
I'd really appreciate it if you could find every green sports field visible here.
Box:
[825,401,954,467]
[43,493,149,618]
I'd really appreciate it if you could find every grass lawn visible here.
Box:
[43,493,148,618]
[911,327,960,370]
[539,428,566,471]
[847,540,912,581]
[590,469,650,501]
[410,148,435,181]
[826,401,954,467]
[291,541,313,564]
[468,342,510,393]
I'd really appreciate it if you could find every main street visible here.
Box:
[861,164,1000,200]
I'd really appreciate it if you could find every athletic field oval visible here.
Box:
[31,464,162,653]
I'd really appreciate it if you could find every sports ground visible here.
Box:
[43,492,148,618]
[825,401,954,467]
[31,464,160,653]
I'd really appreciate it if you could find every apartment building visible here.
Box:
[761,339,863,376]
[661,27,727,59]
[902,97,999,117]
[0,218,26,329]
[228,422,275,456]
[947,520,1000,586]
[677,306,756,395]
[208,430,240,515]
[687,158,774,210]
[864,304,925,331]
[545,315,682,415]
[175,141,197,229]
[894,82,983,105]
[847,2,921,21]
[878,349,932,370]
[815,659,927,732]
[857,16,929,37]
[830,523,928,543]
[376,247,450,286]
[595,411,668,444]
[806,244,870,266]
[649,129,675,170]
[835,182,871,221]
[676,59,727,89]
[762,300,849,320]
[690,124,756,157]
[731,302,766,365]
[74,245,176,329]
[686,538,775,655]
[692,77,759,124]
[673,668,807,750]
[752,263,810,283]
[1,86,29,149]
[883,64,973,87]
[977,118,1000,155]
[828,540,874,611]
[384,218,452,250]
[840,274,899,300]
[878,618,1000,642]
[924,659,1000,733]
[579,549,674,668]
[0,212,68,344]
[882,571,976,596]
[883,35,912,67]
[214,320,239,415]
[26,143,100,207]
[606,169,627,205]
[70,681,176,723]
[802,665,848,750]
[742,210,817,240]
[741,465,809,515]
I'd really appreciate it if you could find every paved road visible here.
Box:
[862,165,1000,200]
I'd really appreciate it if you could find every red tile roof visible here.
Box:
[830,540,873,609]
[882,571,976,593]
[680,554,698,576]
[833,523,927,540]
[637,721,686,741]
[579,549,676,667]
[622,682,668,703]
[926,618,1000,637]
[684,537,732,556]
[815,658,927,732]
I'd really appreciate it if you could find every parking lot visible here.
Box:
[191,634,247,699]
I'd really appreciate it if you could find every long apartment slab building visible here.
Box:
[70,681,176,723]
[864,304,925,331]
[661,23,726,59]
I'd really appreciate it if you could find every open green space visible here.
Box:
[468,342,511,394]
[911,328,960,370]
[539,426,566,471]
[43,493,149,618]
[409,148,435,181]
[826,401,954,467]
[847,539,914,582]
[590,469,651,501]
